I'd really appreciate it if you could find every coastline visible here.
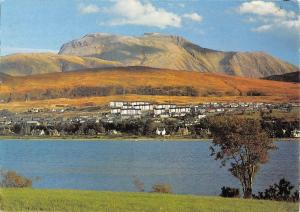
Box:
[0,135,299,142]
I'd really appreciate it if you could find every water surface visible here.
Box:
[0,140,298,195]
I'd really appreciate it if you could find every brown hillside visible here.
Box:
[0,67,298,104]
[0,53,121,76]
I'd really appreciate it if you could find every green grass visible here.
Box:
[0,189,298,212]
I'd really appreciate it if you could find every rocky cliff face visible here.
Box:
[58,33,299,78]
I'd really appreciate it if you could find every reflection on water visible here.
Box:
[0,140,298,195]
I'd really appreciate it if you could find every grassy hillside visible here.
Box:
[0,53,121,76]
[0,189,298,212]
[0,66,298,103]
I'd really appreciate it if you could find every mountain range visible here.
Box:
[0,33,298,78]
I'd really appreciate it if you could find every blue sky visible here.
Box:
[1,0,299,66]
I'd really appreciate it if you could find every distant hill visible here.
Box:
[0,53,121,76]
[0,66,298,103]
[58,33,299,78]
[263,71,300,83]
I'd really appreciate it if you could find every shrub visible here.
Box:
[133,177,145,192]
[0,170,32,188]
[220,186,240,198]
[246,90,265,96]
[152,183,172,194]
[253,178,299,202]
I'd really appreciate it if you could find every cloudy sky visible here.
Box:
[1,0,299,65]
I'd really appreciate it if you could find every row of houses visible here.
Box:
[109,101,192,118]
[108,101,293,119]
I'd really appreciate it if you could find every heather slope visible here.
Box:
[0,66,298,103]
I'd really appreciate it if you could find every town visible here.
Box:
[0,101,299,138]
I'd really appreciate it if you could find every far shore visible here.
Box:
[0,136,299,142]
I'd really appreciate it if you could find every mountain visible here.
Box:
[0,66,298,103]
[263,71,300,83]
[0,53,121,76]
[58,33,299,78]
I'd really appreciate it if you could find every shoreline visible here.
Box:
[0,136,299,142]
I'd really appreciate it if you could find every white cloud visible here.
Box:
[183,12,203,22]
[252,17,300,33]
[237,1,299,34]
[107,0,181,28]
[79,4,100,14]
[252,24,272,32]
[238,1,295,18]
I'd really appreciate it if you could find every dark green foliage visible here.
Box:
[220,186,240,198]
[246,90,266,96]
[6,86,199,101]
[253,178,299,202]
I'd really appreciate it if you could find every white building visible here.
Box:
[111,108,121,114]
[121,108,141,116]
[155,104,176,110]
[154,108,165,115]
[292,129,300,138]
[109,101,125,108]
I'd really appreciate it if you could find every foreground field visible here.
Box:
[0,189,298,212]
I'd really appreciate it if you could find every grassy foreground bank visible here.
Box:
[0,189,298,212]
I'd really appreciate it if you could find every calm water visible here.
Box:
[0,140,298,195]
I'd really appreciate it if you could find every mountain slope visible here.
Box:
[0,53,121,76]
[0,66,298,103]
[263,71,300,83]
[58,33,299,78]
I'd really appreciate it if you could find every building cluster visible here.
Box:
[109,101,191,119]
[108,101,293,119]
[0,101,299,137]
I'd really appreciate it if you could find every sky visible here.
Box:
[1,0,299,66]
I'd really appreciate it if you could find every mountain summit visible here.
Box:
[58,33,298,78]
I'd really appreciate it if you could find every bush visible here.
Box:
[152,183,172,194]
[253,178,299,202]
[220,186,240,198]
[133,177,145,192]
[246,90,265,96]
[0,170,32,188]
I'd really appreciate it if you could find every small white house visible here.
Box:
[109,101,124,108]
[26,120,40,126]
[161,128,166,136]
[292,129,300,138]
[156,128,166,136]
[156,128,161,135]
[111,108,121,114]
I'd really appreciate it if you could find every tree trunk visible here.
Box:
[244,187,252,198]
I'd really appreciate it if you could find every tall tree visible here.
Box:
[209,116,276,198]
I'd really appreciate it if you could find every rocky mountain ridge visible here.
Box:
[58,33,299,78]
